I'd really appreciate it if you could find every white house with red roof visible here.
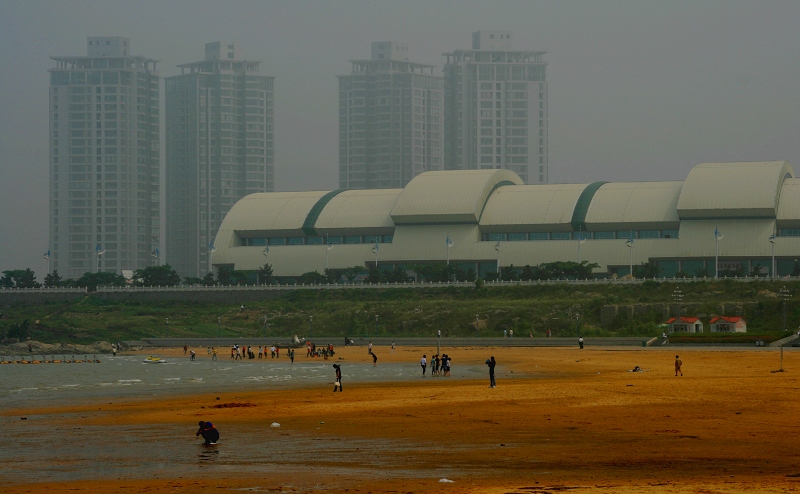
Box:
[666,316,703,333]
[709,316,747,333]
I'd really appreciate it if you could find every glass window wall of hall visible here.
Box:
[482,230,679,242]
[241,234,393,247]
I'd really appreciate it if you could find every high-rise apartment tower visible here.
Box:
[339,42,443,189]
[443,31,548,183]
[165,42,275,278]
[48,37,160,279]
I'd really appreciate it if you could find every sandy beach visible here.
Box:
[3,344,800,493]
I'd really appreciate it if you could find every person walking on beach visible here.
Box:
[486,356,496,388]
[333,364,342,392]
[420,355,427,376]
[368,341,373,355]
[289,348,295,363]
[190,350,196,361]
[578,336,584,349]
[212,347,217,360]
[675,355,683,376]
[391,341,395,353]
[372,352,378,366]
[183,344,188,355]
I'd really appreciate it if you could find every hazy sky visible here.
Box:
[2,0,800,274]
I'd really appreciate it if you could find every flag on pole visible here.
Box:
[263,246,269,256]
[625,238,633,248]
[446,233,454,248]
[43,250,50,260]
[769,232,776,244]
[150,248,159,258]
[372,243,379,254]
[714,226,724,241]
[208,242,216,253]
[326,242,334,251]
[494,240,501,251]
[96,244,106,255]
[577,233,586,245]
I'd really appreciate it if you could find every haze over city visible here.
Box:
[2,0,800,274]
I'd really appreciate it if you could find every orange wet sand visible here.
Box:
[4,345,800,493]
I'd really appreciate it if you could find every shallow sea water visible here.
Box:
[0,354,489,484]
[1,354,485,408]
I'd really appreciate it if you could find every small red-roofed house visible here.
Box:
[710,316,746,333]
[666,316,703,333]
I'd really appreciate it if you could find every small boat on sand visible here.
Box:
[143,356,167,363]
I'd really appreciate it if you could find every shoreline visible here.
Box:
[3,346,799,493]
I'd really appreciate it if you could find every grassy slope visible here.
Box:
[1,279,798,344]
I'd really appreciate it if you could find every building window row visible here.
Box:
[241,234,394,247]
[482,230,679,242]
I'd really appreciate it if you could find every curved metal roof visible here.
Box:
[677,161,794,219]
[217,191,328,234]
[315,189,402,232]
[777,178,800,226]
[390,169,523,224]
[585,181,683,228]
[480,183,588,230]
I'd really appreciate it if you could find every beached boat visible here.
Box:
[142,356,167,363]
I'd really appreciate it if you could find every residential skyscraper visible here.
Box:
[49,37,160,279]
[443,31,548,184]
[165,42,275,278]
[338,42,443,189]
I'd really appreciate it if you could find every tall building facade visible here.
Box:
[338,42,443,189]
[49,37,160,279]
[443,31,548,184]
[165,42,275,278]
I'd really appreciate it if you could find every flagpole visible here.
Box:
[714,226,719,280]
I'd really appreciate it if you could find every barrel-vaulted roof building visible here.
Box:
[211,162,800,278]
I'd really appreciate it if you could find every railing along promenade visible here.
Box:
[1,275,798,295]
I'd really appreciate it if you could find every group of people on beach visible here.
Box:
[419,353,452,376]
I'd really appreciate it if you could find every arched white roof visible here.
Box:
[315,189,402,233]
[585,181,682,229]
[677,161,794,218]
[218,191,327,235]
[480,183,587,231]
[390,169,523,224]
[777,178,800,227]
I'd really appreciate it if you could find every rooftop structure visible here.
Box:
[211,161,800,280]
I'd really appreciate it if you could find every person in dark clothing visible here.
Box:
[196,421,219,444]
[333,364,342,392]
[487,356,496,388]
[372,352,378,366]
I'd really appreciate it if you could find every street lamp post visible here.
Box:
[575,313,580,337]
[494,241,501,276]
[672,287,684,320]
[263,315,268,338]
[779,286,791,332]
[217,317,221,338]
[374,315,379,337]
[475,314,480,337]
[625,236,634,278]
[309,315,313,340]
[165,318,169,338]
